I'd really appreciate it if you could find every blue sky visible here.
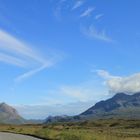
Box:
[0,0,140,119]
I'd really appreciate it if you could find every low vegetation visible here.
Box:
[0,119,140,140]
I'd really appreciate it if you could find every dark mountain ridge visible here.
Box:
[80,92,140,119]
[45,92,140,123]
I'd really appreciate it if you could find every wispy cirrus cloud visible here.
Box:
[60,85,91,102]
[80,7,95,17]
[82,25,114,42]
[0,29,45,64]
[53,0,67,21]
[0,29,56,82]
[0,52,26,67]
[95,14,104,20]
[72,0,84,10]
[15,63,52,82]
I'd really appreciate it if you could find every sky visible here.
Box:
[0,0,140,119]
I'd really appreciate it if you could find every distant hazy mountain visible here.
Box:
[45,115,70,123]
[80,92,140,119]
[45,92,140,123]
[0,103,25,124]
[26,119,44,124]
[45,115,81,124]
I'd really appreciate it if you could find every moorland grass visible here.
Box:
[0,119,140,140]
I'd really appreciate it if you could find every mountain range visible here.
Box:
[0,92,140,124]
[80,92,140,119]
[45,92,140,123]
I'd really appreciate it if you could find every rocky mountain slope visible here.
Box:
[45,92,140,123]
[80,92,140,119]
[0,102,25,124]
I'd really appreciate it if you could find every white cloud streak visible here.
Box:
[15,63,52,82]
[97,70,140,94]
[0,30,44,63]
[82,25,114,42]
[0,29,54,82]
[60,86,91,102]
[0,52,26,67]
[95,14,104,20]
[72,0,84,10]
[80,7,95,17]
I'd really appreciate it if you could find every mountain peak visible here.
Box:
[0,102,25,124]
[114,92,127,97]
[0,102,16,114]
[80,92,140,119]
[112,93,129,100]
[0,102,7,106]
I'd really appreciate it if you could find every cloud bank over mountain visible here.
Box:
[97,70,140,94]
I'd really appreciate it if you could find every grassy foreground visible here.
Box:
[0,119,140,140]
